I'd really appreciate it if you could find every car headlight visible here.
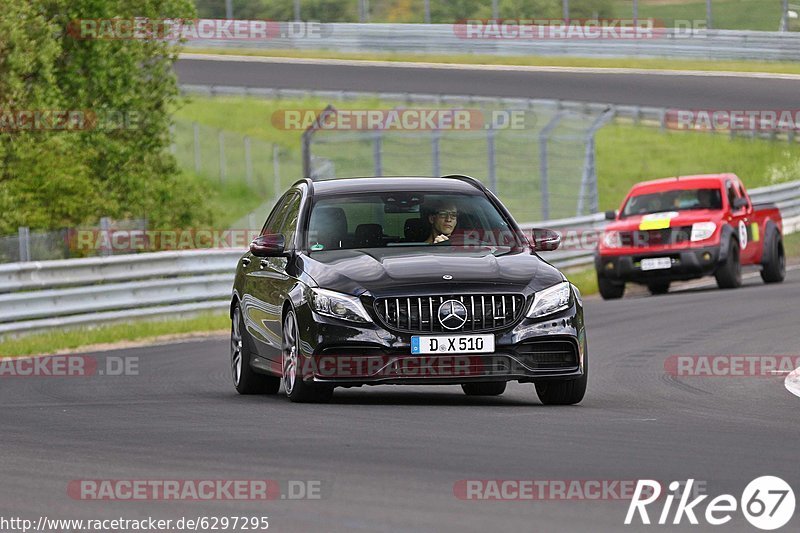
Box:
[310,288,372,323]
[527,282,572,319]
[691,222,716,242]
[602,230,622,248]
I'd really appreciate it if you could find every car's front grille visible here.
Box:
[619,226,692,247]
[373,294,526,333]
[513,340,579,370]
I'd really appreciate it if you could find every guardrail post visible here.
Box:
[18,227,30,262]
[487,126,497,193]
[432,129,441,176]
[373,131,383,176]
[244,135,253,187]
[193,122,201,173]
[218,130,226,182]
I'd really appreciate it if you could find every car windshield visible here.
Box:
[621,188,722,217]
[307,192,522,252]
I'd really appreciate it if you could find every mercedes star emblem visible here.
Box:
[437,300,468,330]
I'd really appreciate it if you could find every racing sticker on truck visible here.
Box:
[639,212,679,231]
[738,221,748,248]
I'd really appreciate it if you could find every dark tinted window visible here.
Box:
[622,188,723,217]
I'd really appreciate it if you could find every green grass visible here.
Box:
[0,312,229,358]
[784,231,800,259]
[183,48,800,76]
[611,0,788,32]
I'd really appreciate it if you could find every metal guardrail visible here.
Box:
[1,181,798,336]
[184,23,800,61]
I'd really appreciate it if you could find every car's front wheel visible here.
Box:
[231,304,280,395]
[535,348,587,405]
[461,382,506,396]
[715,238,742,289]
[282,310,333,403]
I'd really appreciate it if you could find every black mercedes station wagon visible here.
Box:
[230,175,587,404]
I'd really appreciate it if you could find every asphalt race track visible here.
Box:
[2,270,798,532]
[175,55,800,109]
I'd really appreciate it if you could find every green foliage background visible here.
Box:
[0,0,208,234]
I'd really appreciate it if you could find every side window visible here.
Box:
[277,193,302,248]
[261,193,292,236]
[737,183,750,209]
[726,181,738,210]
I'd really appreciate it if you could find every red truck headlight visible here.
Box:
[690,222,716,242]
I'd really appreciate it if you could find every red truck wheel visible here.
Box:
[598,276,625,300]
[761,231,786,284]
[715,238,742,289]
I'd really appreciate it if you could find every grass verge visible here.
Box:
[0,312,229,358]
[183,48,800,76]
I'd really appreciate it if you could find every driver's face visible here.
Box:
[430,204,458,236]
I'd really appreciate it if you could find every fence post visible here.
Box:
[538,112,565,220]
[18,227,30,262]
[706,0,713,29]
[273,144,281,199]
[487,126,497,193]
[244,135,253,187]
[431,129,441,176]
[578,109,615,216]
[218,130,226,182]
[193,122,201,173]
[99,217,111,257]
[373,131,383,176]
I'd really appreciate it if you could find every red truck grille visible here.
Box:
[619,226,693,247]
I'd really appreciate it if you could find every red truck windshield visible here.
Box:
[621,188,723,217]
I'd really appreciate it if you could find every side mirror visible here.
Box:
[531,228,561,252]
[733,197,748,210]
[604,210,617,221]
[250,234,286,257]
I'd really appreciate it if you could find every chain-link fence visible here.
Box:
[172,120,301,199]
[304,102,612,222]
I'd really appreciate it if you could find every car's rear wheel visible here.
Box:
[715,238,742,289]
[761,231,786,284]
[231,304,280,395]
[282,310,333,403]
[461,382,506,396]
[598,276,625,300]
[647,281,670,295]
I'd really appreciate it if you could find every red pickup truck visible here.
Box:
[595,174,785,299]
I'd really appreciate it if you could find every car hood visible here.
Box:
[301,247,564,297]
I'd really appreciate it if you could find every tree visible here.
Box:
[0,0,206,234]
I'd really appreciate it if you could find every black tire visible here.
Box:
[647,281,671,295]
[535,358,587,406]
[597,275,625,300]
[231,304,281,395]
[761,231,786,284]
[461,382,507,396]
[282,310,333,403]
[715,238,742,289]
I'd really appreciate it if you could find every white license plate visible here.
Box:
[411,334,494,355]
[640,257,672,271]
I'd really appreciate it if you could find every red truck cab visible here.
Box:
[595,174,785,299]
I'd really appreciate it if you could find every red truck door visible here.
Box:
[725,179,758,265]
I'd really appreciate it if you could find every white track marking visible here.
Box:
[180,53,800,80]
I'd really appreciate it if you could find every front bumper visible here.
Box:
[294,302,586,387]
[595,246,721,283]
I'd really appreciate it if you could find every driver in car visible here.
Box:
[425,202,458,244]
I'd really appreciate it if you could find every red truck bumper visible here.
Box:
[595,245,724,283]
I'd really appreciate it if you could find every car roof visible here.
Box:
[630,173,736,194]
[310,176,484,197]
